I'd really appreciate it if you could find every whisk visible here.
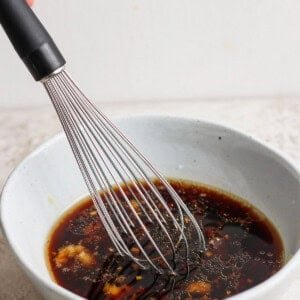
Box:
[0,0,205,274]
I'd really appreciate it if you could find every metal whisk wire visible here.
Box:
[43,70,205,274]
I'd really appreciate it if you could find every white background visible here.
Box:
[1,0,300,107]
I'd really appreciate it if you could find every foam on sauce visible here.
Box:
[46,179,284,299]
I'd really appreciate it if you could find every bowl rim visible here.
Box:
[1,114,299,299]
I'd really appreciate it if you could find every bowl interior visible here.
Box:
[1,116,299,299]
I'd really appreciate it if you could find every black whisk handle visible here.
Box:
[0,0,65,81]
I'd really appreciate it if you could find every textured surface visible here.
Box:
[0,98,299,299]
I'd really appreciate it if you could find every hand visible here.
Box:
[26,0,34,6]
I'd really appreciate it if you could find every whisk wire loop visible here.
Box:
[51,74,179,272]
[44,70,206,274]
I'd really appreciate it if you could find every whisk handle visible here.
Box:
[0,0,65,81]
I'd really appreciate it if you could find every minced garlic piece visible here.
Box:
[205,250,213,258]
[54,244,95,268]
[184,217,191,224]
[187,281,211,294]
[130,199,140,210]
[103,283,122,296]
[131,246,140,255]
[103,283,130,296]
[90,210,97,216]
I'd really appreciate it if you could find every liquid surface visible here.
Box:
[46,180,284,299]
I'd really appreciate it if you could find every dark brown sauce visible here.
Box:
[46,179,284,299]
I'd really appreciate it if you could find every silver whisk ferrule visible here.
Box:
[43,70,206,275]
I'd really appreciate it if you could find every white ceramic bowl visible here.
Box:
[1,116,299,300]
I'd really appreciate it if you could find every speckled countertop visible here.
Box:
[0,98,299,299]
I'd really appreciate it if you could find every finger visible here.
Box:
[26,0,34,6]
